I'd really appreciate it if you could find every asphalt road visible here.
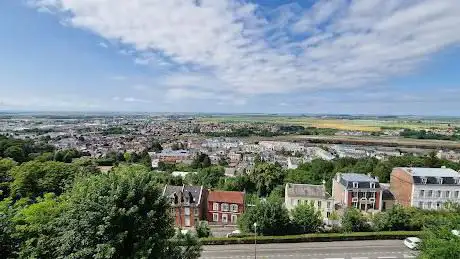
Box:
[200,240,418,259]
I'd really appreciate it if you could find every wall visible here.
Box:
[207,201,244,225]
[390,168,414,207]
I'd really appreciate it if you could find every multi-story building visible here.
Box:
[207,191,245,225]
[332,173,383,212]
[162,185,207,228]
[390,167,460,210]
[285,183,334,220]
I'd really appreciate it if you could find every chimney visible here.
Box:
[374,176,379,182]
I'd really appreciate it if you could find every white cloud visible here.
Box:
[30,0,460,98]
[98,42,109,48]
[123,97,152,103]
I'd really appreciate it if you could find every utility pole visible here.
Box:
[253,222,257,259]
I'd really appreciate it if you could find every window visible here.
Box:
[422,178,427,184]
[296,199,300,205]
[184,207,190,216]
[352,191,358,198]
[326,211,331,218]
[213,213,219,222]
[455,191,459,198]
[327,201,331,209]
[455,178,460,185]
[353,182,358,188]
[428,190,433,197]
[185,216,190,227]
[370,192,376,198]
[213,202,219,211]
[222,214,228,223]
[230,204,238,212]
[194,207,199,216]
[418,201,423,208]
[427,202,432,209]
[317,201,322,208]
[445,191,450,198]
[222,203,229,212]
[419,190,425,198]
[437,190,442,198]
[352,201,358,208]
[231,214,237,223]
[438,178,443,184]
[436,202,441,210]
[370,182,376,189]
[170,208,175,215]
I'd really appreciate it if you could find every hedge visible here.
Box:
[200,231,421,245]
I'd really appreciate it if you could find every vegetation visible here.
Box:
[291,203,323,234]
[400,129,460,141]
[196,221,212,238]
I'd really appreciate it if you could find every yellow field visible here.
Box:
[198,116,459,132]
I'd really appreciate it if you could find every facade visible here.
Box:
[207,191,245,225]
[155,149,191,163]
[380,183,396,211]
[390,167,460,210]
[162,185,207,228]
[332,173,383,212]
[285,183,334,220]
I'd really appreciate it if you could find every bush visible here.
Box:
[196,221,212,238]
[342,208,372,232]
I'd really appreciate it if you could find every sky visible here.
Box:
[1,0,460,115]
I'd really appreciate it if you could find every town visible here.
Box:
[1,113,460,258]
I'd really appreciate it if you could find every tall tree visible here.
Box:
[249,163,285,196]
[291,203,323,234]
[238,199,290,236]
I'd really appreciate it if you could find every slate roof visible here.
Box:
[338,173,381,189]
[208,191,244,204]
[399,167,460,186]
[162,185,204,205]
[285,183,331,199]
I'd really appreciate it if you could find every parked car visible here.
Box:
[403,237,421,250]
[452,230,459,237]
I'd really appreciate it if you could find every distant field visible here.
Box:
[199,116,460,132]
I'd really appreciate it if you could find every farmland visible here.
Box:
[199,115,460,132]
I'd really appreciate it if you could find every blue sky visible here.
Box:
[1,0,460,115]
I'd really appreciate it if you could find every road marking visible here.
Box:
[377,257,397,259]
[403,255,416,258]
[324,258,344,259]
[352,257,369,259]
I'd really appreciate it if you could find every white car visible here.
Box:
[226,230,242,238]
[404,237,421,250]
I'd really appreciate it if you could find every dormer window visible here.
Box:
[455,178,460,185]
[421,177,427,184]
[370,182,376,189]
[438,178,443,185]
[353,182,358,188]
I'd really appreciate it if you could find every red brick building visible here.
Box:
[162,185,207,228]
[332,173,383,212]
[207,191,244,225]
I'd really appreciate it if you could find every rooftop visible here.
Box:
[341,173,378,183]
[400,167,459,178]
[285,183,330,199]
[208,190,244,204]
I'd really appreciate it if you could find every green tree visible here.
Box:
[9,161,85,198]
[191,153,211,169]
[49,165,201,258]
[195,221,212,238]
[150,140,163,153]
[373,205,417,231]
[249,163,285,196]
[0,158,16,198]
[4,146,26,163]
[291,203,322,234]
[419,226,460,259]
[342,208,371,232]
[186,166,224,188]
[238,199,290,236]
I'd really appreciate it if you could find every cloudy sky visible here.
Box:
[1,0,460,115]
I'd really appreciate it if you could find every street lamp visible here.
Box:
[253,222,257,259]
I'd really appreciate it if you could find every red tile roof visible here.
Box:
[208,191,244,204]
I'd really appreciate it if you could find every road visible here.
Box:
[200,240,418,259]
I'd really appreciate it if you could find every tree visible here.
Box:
[342,208,371,232]
[249,163,285,196]
[419,226,460,259]
[0,158,16,198]
[195,221,212,238]
[186,166,224,189]
[150,140,163,153]
[4,145,25,163]
[9,161,85,198]
[0,198,28,258]
[48,165,201,258]
[291,203,323,234]
[191,153,211,169]
[238,199,290,236]
[373,205,417,231]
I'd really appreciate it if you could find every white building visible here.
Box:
[285,183,334,220]
[391,167,460,210]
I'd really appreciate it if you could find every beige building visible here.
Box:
[285,183,334,220]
